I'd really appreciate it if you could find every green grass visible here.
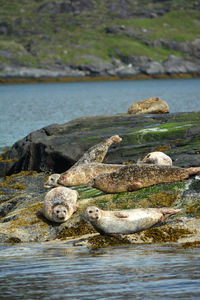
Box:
[0,1,200,67]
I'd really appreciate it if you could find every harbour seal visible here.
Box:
[44,173,60,188]
[58,163,123,186]
[85,206,181,235]
[90,164,200,193]
[138,151,172,166]
[44,135,122,188]
[73,134,122,166]
[42,186,79,223]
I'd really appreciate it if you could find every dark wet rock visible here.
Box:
[1,112,200,176]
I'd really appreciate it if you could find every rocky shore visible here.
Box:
[0,54,200,83]
[0,111,200,247]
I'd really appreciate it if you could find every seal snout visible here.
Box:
[86,206,100,220]
[57,174,66,185]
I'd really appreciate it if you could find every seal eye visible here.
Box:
[56,210,60,214]
[63,210,66,213]
[89,210,93,214]
[96,209,99,212]
[50,177,54,182]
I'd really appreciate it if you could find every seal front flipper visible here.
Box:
[127,182,143,192]
[114,212,129,219]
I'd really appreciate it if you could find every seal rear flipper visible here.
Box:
[187,167,200,176]
[127,181,143,192]
[159,208,182,222]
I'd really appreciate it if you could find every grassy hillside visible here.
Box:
[0,0,200,69]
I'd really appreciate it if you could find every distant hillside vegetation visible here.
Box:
[0,0,200,79]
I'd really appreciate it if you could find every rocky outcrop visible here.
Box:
[0,111,200,246]
[128,97,169,114]
[0,170,199,246]
[0,112,200,176]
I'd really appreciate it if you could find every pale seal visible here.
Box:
[44,173,60,188]
[85,206,181,235]
[42,186,79,223]
[44,135,122,188]
[91,164,200,193]
[58,163,123,186]
[138,151,172,166]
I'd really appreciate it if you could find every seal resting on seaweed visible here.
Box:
[44,135,122,188]
[85,206,181,235]
[90,164,200,193]
[42,186,79,223]
[138,151,172,166]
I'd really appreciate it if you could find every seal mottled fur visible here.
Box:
[73,135,122,166]
[43,186,79,223]
[44,135,122,188]
[85,206,181,235]
[58,163,123,186]
[91,164,200,193]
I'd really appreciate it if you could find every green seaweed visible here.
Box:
[87,234,131,249]
[141,225,192,243]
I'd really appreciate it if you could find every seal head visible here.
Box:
[44,174,60,188]
[42,186,79,223]
[52,203,70,223]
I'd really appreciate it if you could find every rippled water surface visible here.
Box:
[0,242,200,300]
[0,78,200,151]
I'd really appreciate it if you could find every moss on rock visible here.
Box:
[140,225,192,243]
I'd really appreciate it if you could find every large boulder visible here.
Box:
[128,97,169,114]
[1,111,200,176]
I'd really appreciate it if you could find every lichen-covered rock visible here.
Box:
[128,97,169,114]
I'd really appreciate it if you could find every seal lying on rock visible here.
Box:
[44,173,60,188]
[42,186,79,223]
[73,134,122,166]
[44,135,122,188]
[138,151,172,166]
[58,163,123,186]
[85,206,181,235]
[90,164,200,193]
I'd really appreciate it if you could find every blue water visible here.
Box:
[0,242,200,299]
[0,78,200,151]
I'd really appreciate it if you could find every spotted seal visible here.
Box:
[73,134,122,166]
[42,186,79,223]
[138,151,172,166]
[44,135,122,188]
[57,163,123,186]
[90,164,200,193]
[85,206,181,235]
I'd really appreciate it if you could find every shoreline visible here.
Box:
[0,72,199,85]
